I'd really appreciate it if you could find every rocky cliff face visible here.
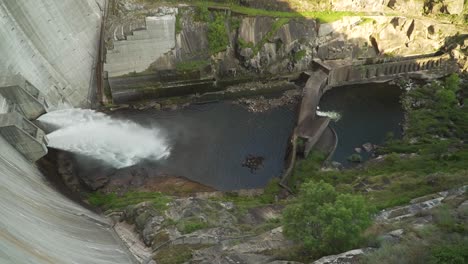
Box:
[242,0,465,15]
[104,1,464,102]
[0,0,104,108]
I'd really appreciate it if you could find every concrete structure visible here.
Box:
[322,53,457,89]
[0,112,48,162]
[297,53,459,157]
[105,15,176,77]
[0,74,47,120]
[0,0,104,108]
[0,134,137,264]
[0,2,138,261]
[297,117,331,155]
[0,74,49,161]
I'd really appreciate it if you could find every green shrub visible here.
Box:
[208,12,229,54]
[430,243,468,264]
[283,181,373,255]
[260,178,281,203]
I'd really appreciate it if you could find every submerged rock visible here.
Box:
[362,143,373,152]
[242,154,265,173]
[347,153,362,163]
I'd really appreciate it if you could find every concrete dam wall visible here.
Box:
[0,0,104,108]
[0,1,137,263]
[0,135,136,264]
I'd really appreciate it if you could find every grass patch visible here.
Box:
[211,178,283,217]
[87,191,172,211]
[363,200,468,264]
[224,3,362,23]
[293,50,307,61]
[176,60,211,72]
[148,1,364,23]
[357,17,375,25]
[154,244,208,264]
[178,219,211,234]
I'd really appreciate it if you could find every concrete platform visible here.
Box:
[0,74,46,120]
[0,112,48,162]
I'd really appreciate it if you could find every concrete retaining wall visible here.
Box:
[327,54,457,88]
[105,15,176,77]
[0,112,48,162]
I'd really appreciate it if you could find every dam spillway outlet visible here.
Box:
[38,108,171,169]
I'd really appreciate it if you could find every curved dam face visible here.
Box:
[0,0,103,108]
[0,136,135,264]
[0,1,136,263]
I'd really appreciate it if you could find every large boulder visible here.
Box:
[385,0,424,15]
[445,0,465,14]
[311,248,374,264]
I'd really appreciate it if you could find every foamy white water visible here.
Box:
[317,110,342,121]
[38,109,171,168]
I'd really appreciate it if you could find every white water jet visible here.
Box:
[38,109,171,168]
[317,110,342,121]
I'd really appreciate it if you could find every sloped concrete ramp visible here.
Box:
[0,135,137,264]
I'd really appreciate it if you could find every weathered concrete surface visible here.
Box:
[0,0,104,108]
[314,126,338,161]
[298,70,328,124]
[0,75,46,120]
[0,112,48,162]
[105,15,176,77]
[0,134,137,264]
[326,53,459,88]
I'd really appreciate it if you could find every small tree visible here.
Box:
[283,181,372,255]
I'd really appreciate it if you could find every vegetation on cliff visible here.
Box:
[291,74,467,209]
[283,181,373,257]
[279,74,467,261]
